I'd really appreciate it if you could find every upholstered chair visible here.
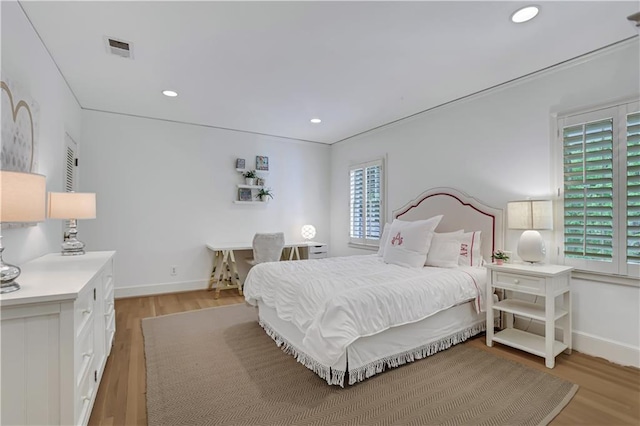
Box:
[246,232,285,265]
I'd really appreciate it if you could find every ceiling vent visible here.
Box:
[104,36,133,59]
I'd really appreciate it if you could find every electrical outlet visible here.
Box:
[170,265,177,276]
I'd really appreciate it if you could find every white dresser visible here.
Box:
[0,251,115,426]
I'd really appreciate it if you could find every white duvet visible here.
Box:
[244,254,485,367]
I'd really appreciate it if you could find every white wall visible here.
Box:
[1,0,82,264]
[330,40,640,366]
[79,111,330,296]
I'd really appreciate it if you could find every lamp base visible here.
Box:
[61,224,86,256]
[0,245,22,293]
[1,281,20,294]
[61,238,86,256]
[517,230,546,263]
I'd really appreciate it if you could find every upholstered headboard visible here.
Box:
[392,187,504,263]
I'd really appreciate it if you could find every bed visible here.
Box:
[244,187,504,386]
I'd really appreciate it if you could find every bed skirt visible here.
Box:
[257,299,498,387]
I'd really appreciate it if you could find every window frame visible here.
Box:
[554,99,639,279]
[348,158,385,249]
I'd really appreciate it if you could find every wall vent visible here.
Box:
[104,36,134,59]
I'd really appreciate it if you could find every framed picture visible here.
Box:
[238,188,252,201]
[235,158,245,169]
[256,155,269,171]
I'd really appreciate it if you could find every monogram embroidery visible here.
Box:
[460,243,469,256]
[391,232,403,246]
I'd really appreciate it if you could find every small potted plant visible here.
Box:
[492,250,509,265]
[256,188,274,202]
[243,170,258,185]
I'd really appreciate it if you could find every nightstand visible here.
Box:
[485,263,573,368]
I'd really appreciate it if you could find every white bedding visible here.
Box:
[244,254,486,367]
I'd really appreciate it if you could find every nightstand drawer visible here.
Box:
[493,271,544,294]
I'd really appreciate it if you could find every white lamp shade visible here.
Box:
[0,171,46,223]
[48,192,96,219]
[507,200,553,230]
[301,224,316,240]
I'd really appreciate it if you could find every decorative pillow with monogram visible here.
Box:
[383,215,443,268]
[458,230,482,267]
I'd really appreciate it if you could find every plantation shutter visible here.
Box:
[627,112,640,264]
[562,117,614,263]
[365,165,381,239]
[65,145,75,192]
[64,134,78,229]
[350,168,364,239]
[349,159,384,246]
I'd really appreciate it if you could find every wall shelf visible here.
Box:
[237,184,264,189]
[235,158,271,203]
[233,200,267,205]
[236,168,269,176]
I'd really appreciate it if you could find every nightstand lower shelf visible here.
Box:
[492,328,568,358]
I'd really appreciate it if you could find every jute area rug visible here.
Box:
[142,304,578,426]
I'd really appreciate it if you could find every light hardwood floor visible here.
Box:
[89,290,640,425]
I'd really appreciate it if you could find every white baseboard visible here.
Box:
[513,317,639,368]
[114,280,209,299]
[572,330,640,368]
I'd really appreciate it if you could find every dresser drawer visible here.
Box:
[74,286,95,338]
[76,363,96,425]
[493,271,545,295]
[76,319,95,387]
[105,310,116,352]
[102,261,114,295]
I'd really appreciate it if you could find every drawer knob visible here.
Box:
[82,308,92,315]
[514,279,520,284]
[82,351,93,358]
[82,392,92,402]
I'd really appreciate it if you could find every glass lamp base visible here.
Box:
[61,238,86,256]
[0,281,20,294]
[0,245,22,293]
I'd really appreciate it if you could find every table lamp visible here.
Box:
[301,224,316,241]
[0,171,46,293]
[48,192,96,256]
[507,200,553,263]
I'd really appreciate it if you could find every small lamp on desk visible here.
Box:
[48,192,96,256]
[0,171,47,293]
[507,199,553,263]
[301,224,316,241]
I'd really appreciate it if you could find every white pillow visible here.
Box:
[383,215,443,268]
[377,223,391,257]
[458,231,482,267]
[426,230,464,268]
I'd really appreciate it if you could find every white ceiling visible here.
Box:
[19,1,639,144]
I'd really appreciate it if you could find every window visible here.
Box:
[558,100,639,277]
[349,159,384,247]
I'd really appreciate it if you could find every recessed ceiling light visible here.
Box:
[162,90,178,97]
[310,118,322,124]
[511,5,539,23]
